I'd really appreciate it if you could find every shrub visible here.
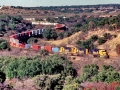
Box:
[116,86,120,90]
[98,37,106,44]
[27,37,38,43]
[33,74,63,90]
[64,31,71,37]
[80,39,95,49]
[0,39,9,50]
[93,65,120,83]
[5,55,77,79]
[78,64,99,82]
[63,76,80,90]
[39,49,49,57]
[40,55,77,76]
[43,29,57,40]
[103,33,111,39]
[58,32,64,39]
[90,35,98,41]
[6,58,42,79]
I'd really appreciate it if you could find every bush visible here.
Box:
[43,29,57,40]
[98,37,106,44]
[40,49,49,57]
[33,74,63,90]
[40,55,77,76]
[27,37,38,43]
[93,65,120,83]
[6,57,42,79]
[80,39,95,49]
[64,31,71,37]
[0,39,9,50]
[5,55,77,79]
[63,76,80,90]
[116,86,120,90]
[58,32,64,39]
[103,33,111,39]
[78,64,99,82]
[90,35,98,41]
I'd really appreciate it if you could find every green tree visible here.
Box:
[80,39,95,49]
[78,64,99,82]
[93,65,120,83]
[6,58,42,79]
[43,29,57,40]
[41,55,77,76]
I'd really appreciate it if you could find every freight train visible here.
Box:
[9,29,109,58]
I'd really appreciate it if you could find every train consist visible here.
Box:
[9,29,109,58]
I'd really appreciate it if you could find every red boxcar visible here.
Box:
[44,46,52,52]
[32,45,41,50]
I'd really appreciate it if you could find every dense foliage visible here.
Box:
[0,14,32,34]
[78,64,99,82]
[34,74,63,90]
[4,55,76,79]
[43,29,57,40]
[78,64,120,83]
[93,65,120,83]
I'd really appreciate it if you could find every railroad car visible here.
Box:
[9,29,109,58]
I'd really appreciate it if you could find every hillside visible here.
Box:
[0,5,120,90]
[39,29,119,58]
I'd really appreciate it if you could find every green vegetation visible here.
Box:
[0,14,32,34]
[103,33,111,39]
[63,76,80,90]
[0,39,10,50]
[93,65,120,83]
[4,55,76,79]
[97,37,106,45]
[76,39,95,49]
[116,86,120,90]
[0,55,119,89]
[27,37,38,43]
[78,64,120,83]
[78,64,99,82]
[34,74,63,90]
[43,29,57,40]
[39,49,49,57]
[90,35,98,41]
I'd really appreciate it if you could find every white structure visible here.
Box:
[32,21,58,25]
[23,18,35,21]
